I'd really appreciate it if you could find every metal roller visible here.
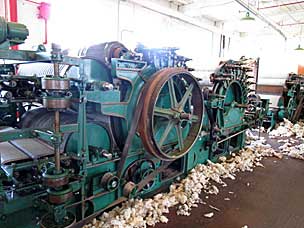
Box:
[43,97,70,109]
[41,78,70,90]
[84,41,128,67]
[0,16,29,47]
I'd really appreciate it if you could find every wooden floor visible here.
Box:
[156,138,304,228]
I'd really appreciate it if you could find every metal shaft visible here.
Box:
[54,63,59,77]
[217,129,246,144]
[54,110,60,172]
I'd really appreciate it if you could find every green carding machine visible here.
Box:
[0,18,269,228]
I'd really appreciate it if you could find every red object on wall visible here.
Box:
[298,65,304,75]
[9,0,18,50]
[38,2,50,20]
[38,2,51,44]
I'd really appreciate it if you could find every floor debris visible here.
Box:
[204,212,214,218]
[82,120,304,228]
[269,119,304,139]
[209,205,220,211]
[269,119,304,160]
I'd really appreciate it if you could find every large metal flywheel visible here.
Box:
[213,80,245,128]
[139,68,203,161]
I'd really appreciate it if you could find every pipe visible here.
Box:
[24,0,40,4]
[54,110,61,172]
[4,0,8,20]
[9,0,18,22]
[234,0,287,40]
[117,0,120,41]
[280,22,304,26]
[43,19,47,44]
[258,1,304,10]
[217,129,246,144]
[9,0,18,50]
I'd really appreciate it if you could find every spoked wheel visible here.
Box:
[213,80,245,128]
[139,68,203,161]
[210,80,246,158]
[124,159,156,193]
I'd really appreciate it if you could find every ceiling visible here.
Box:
[168,0,304,38]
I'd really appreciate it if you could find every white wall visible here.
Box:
[17,0,49,48]
[227,32,301,86]
[0,0,6,17]
[4,0,302,90]
[46,0,221,79]
[2,0,238,82]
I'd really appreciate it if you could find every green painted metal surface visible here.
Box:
[0,18,269,228]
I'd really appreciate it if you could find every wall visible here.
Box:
[1,0,233,82]
[46,0,221,80]
[0,0,7,17]
[226,32,304,106]
[228,32,299,85]
[4,0,301,97]
[17,0,50,48]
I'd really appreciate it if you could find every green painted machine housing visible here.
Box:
[284,73,304,122]
[0,18,268,228]
[0,17,29,48]
[267,73,304,128]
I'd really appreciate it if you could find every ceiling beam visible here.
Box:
[280,21,304,26]
[258,1,304,10]
[266,8,304,17]
[180,0,232,12]
[234,0,287,39]
[169,0,193,5]
[127,0,224,34]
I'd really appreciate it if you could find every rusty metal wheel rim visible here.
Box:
[139,68,203,161]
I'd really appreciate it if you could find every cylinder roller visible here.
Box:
[0,16,29,47]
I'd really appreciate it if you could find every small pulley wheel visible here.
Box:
[139,68,203,161]
[123,159,156,192]
[100,172,119,191]
[123,182,137,198]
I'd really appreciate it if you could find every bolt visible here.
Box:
[111,181,118,188]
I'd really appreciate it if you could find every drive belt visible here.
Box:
[136,161,172,192]
[116,83,147,178]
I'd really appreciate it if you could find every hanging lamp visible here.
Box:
[241,0,255,21]
[295,26,304,51]
[295,44,304,51]
[241,11,255,21]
